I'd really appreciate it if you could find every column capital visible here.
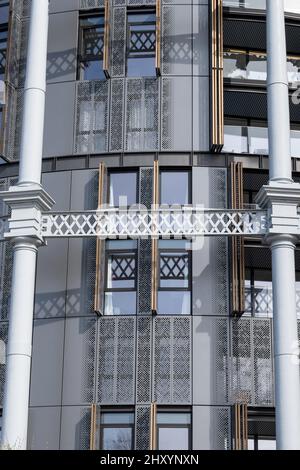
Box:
[256,182,300,236]
[0,185,55,243]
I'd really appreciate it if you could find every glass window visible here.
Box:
[127,11,156,77]
[0,2,9,26]
[157,412,191,450]
[104,240,137,315]
[160,171,190,206]
[101,411,134,450]
[109,172,138,207]
[78,15,105,81]
[158,240,191,315]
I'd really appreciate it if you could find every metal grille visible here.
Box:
[0,322,8,406]
[80,0,105,8]
[111,7,126,77]
[82,30,104,59]
[125,78,159,151]
[215,319,230,404]
[111,254,136,281]
[82,318,96,404]
[130,30,155,54]
[135,405,150,450]
[230,318,274,406]
[212,407,232,450]
[109,78,124,151]
[138,168,153,315]
[160,254,188,281]
[79,407,92,450]
[153,317,191,404]
[98,317,136,404]
[212,237,229,316]
[136,317,152,403]
[75,80,109,154]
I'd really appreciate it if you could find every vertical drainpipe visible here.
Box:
[266,0,300,450]
[0,0,52,450]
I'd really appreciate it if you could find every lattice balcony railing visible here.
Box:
[40,208,267,239]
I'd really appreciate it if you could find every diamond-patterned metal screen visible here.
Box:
[129,30,156,55]
[125,78,159,151]
[230,318,274,406]
[153,317,191,404]
[135,405,151,450]
[160,254,188,281]
[75,80,109,154]
[97,317,136,404]
[0,322,8,406]
[82,30,104,59]
[111,254,136,282]
[136,317,152,404]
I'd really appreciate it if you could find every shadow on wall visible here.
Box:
[46,49,77,81]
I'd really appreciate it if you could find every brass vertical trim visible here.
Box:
[103,0,110,78]
[151,161,159,314]
[94,163,106,314]
[211,0,224,152]
[230,162,245,316]
[155,0,161,76]
[150,402,157,450]
[90,404,97,450]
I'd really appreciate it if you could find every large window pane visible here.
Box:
[79,15,105,80]
[102,427,133,450]
[158,427,189,450]
[161,171,190,206]
[127,12,156,77]
[109,172,137,206]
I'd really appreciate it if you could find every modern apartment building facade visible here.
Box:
[0,0,300,450]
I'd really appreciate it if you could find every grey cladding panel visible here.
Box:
[35,239,68,319]
[193,317,229,406]
[161,77,192,151]
[192,168,228,317]
[50,1,80,13]
[62,317,96,405]
[43,82,76,158]
[162,4,192,76]
[30,319,65,407]
[28,407,61,450]
[47,11,78,83]
[60,406,92,450]
[192,4,209,76]
[193,76,210,152]
[193,406,231,450]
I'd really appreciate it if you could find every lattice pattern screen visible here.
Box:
[135,405,151,450]
[0,322,8,406]
[125,78,159,151]
[136,317,152,404]
[75,80,109,154]
[98,317,136,404]
[138,168,153,315]
[153,317,191,404]
[109,78,124,151]
[111,7,126,77]
[230,318,274,406]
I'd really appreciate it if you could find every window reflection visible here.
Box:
[158,240,191,315]
[157,412,191,450]
[109,171,138,207]
[160,171,190,206]
[78,14,105,81]
[101,412,134,450]
[104,240,137,315]
[127,11,156,77]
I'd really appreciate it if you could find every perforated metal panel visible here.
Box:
[215,319,230,405]
[111,7,126,77]
[98,317,136,404]
[230,318,274,406]
[138,168,153,315]
[78,407,92,450]
[193,405,232,450]
[153,317,191,404]
[0,322,8,406]
[125,79,159,152]
[75,80,109,154]
[0,242,13,322]
[136,317,152,404]
[80,0,105,8]
[135,405,151,450]
[211,407,232,450]
[109,78,124,151]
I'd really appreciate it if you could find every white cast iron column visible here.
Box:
[0,0,52,450]
[264,0,300,450]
